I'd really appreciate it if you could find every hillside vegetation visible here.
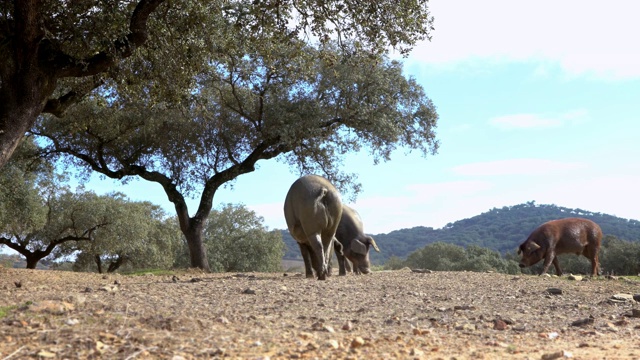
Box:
[281,202,640,264]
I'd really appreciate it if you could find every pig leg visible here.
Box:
[552,257,563,276]
[539,251,557,275]
[307,234,327,280]
[333,240,348,276]
[298,243,315,278]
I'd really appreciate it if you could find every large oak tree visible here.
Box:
[35,37,439,270]
[0,0,434,169]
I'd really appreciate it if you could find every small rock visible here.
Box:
[298,332,314,340]
[410,348,424,356]
[66,318,80,325]
[611,293,634,302]
[454,305,476,311]
[571,316,594,327]
[546,288,563,295]
[605,275,619,280]
[327,339,340,349]
[113,280,121,285]
[82,287,93,293]
[14,281,22,288]
[493,319,508,331]
[190,277,202,283]
[216,316,230,324]
[567,275,582,281]
[171,275,179,282]
[633,294,640,302]
[323,325,335,333]
[629,309,640,318]
[342,321,354,331]
[542,273,552,278]
[541,350,573,359]
[242,288,256,295]
[411,268,433,273]
[350,337,365,348]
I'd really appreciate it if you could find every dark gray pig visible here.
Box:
[334,205,380,275]
[283,175,343,280]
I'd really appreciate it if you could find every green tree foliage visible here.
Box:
[35,38,439,271]
[67,199,183,273]
[175,204,285,272]
[0,139,110,269]
[397,242,520,274]
[599,235,640,276]
[1,0,434,170]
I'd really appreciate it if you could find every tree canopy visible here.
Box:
[0,0,434,169]
[34,38,439,270]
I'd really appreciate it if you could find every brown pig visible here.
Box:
[517,217,602,276]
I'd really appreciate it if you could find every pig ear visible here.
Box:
[351,239,367,255]
[367,236,380,252]
[526,242,541,252]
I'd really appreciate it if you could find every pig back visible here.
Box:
[283,175,342,239]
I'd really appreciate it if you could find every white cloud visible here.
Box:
[452,159,587,176]
[489,109,588,130]
[409,0,640,80]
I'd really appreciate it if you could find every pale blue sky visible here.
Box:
[79,1,640,235]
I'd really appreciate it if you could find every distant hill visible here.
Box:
[280,202,640,265]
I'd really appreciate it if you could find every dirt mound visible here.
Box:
[1,268,639,359]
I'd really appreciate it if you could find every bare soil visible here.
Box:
[1,267,640,359]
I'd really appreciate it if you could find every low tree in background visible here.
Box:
[175,204,284,272]
[0,139,110,269]
[399,242,520,274]
[599,235,640,276]
[66,200,183,273]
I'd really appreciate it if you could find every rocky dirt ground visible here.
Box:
[1,267,640,359]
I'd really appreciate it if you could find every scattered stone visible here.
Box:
[190,277,202,283]
[283,273,289,277]
[611,293,634,302]
[546,288,563,295]
[628,309,640,318]
[342,321,354,331]
[411,268,433,273]
[493,319,508,331]
[633,294,640,302]
[410,348,424,356]
[98,285,118,293]
[541,350,573,359]
[82,287,93,293]
[298,332,314,340]
[571,316,594,327]
[567,275,582,281]
[242,288,256,295]
[216,316,230,324]
[14,281,22,288]
[542,273,552,278]
[327,340,340,349]
[171,275,179,282]
[605,275,619,280]
[454,305,476,311]
[65,318,80,325]
[350,337,365,348]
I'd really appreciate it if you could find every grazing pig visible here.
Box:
[333,205,380,275]
[283,175,343,280]
[517,218,602,276]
